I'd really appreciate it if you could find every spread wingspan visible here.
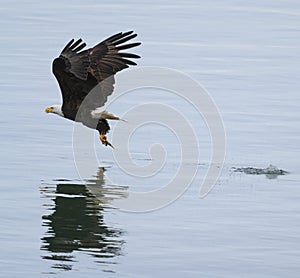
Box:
[52,31,141,121]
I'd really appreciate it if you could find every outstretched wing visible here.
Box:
[52,31,141,121]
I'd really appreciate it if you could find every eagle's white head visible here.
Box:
[45,104,64,117]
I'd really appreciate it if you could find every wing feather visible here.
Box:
[52,31,141,122]
[112,33,138,45]
[117,42,141,51]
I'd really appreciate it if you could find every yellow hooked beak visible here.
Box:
[45,107,52,113]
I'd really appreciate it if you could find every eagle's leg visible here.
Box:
[99,132,114,148]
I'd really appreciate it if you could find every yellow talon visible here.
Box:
[99,133,114,148]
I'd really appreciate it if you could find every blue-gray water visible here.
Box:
[1,0,300,277]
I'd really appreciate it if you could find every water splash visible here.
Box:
[233,164,289,179]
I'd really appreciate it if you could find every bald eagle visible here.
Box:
[45,31,141,147]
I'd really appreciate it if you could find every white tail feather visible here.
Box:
[91,110,127,122]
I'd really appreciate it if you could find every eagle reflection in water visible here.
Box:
[40,168,127,271]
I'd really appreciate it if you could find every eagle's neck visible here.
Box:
[52,104,64,117]
[56,108,64,117]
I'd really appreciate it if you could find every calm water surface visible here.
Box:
[1,0,300,277]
